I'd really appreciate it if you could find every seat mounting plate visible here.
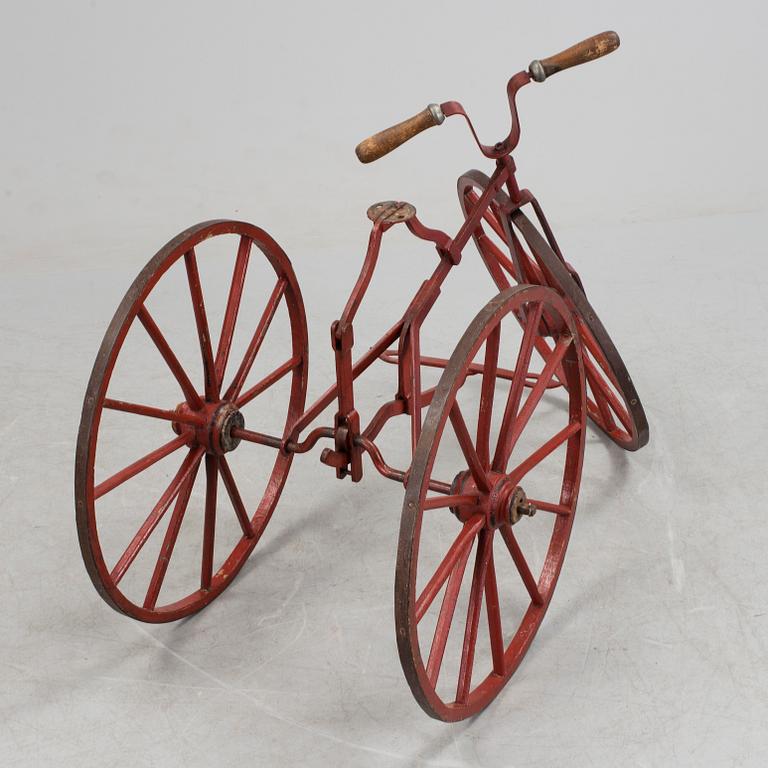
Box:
[366,201,416,224]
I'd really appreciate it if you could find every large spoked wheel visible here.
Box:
[75,220,308,622]
[397,284,586,721]
[458,171,648,451]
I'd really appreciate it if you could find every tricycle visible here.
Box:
[76,30,648,721]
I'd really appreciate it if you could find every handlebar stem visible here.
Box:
[440,71,531,160]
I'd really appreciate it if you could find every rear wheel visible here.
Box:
[396,284,586,721]
[75,220,308,622]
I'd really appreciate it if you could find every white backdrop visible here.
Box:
[3,0,766,256]
[2,2,767,766]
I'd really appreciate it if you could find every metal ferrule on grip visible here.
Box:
[427,103,446,125]
[528,60,547,83]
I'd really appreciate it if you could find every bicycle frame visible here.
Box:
[76,32,640,714]
[229,72,580,485]
[269,155,534,485]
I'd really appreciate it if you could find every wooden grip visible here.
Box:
[355,105,443,164]
[529,31,620,82]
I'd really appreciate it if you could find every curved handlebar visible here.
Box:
[529,31,619,82]
[355,31,620,163]
[355,104,445,164]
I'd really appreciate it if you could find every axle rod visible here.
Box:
[379,349,561,389]
[355,436,451,494]
[229,427,282,450]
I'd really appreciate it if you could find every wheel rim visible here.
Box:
[510,210,648,450]
[75,220,308,622]
[458,170,648,451]
[397,284,586,721]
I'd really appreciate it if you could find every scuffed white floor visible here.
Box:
[1,206,766,767]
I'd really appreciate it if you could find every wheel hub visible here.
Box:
[450,470,536,529]
[172,401,245,455]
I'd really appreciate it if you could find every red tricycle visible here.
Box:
[76,31,648,720]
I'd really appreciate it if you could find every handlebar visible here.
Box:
[355,104,445,164]
[528,31,619,82]
[354,30,620,163]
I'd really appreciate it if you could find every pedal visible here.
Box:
[367,201,416,224]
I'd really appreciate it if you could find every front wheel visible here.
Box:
[396,284,586,721]
[458,170,649,451]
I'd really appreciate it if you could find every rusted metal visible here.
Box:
[76,30,645,721]
[366,201,417,223]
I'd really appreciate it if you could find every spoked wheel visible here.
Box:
[458,170,648,450]
[75,220,308,622]
[397,284,586,721]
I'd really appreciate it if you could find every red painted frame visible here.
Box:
[231,72,550,485]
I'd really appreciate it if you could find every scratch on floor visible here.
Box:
[642,637,677,648]
[132,623,467,767]
[255,572,304,628]
[239,602,308,681]
[637,418,685,593]
[96,675,219,692]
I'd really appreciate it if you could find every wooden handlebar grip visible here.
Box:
[529,31,620,82]
[355,104,444,164]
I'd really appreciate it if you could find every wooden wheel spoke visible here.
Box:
[235,355,301,409]
[484,539,505,676]
[214,236,252,390]
[184,248,217,401]
[448,403,490,494]
[224,278,286,401]
[476,325,500,470]
[218,456,255,538]
[477,234,519,281]
[94,434,189,500]
[495,332,572,472]
[201,454,218,590]
[492,303,543,472]
[456,529,493,703]
[466,190,505,240]
[577,317,620,388]
[110,447,204,585]
[465,190,519,281]
[482,207,507,241]
[585,361,617,431]
[584,356,632,433]
[509,421,582,483]
[103,398,202,426]
[499,525,543,606]
[532,335,566,387]
[415,515,484,623]
[143,454,203,610]
[137,306,203,409]
[426,540,473,686]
